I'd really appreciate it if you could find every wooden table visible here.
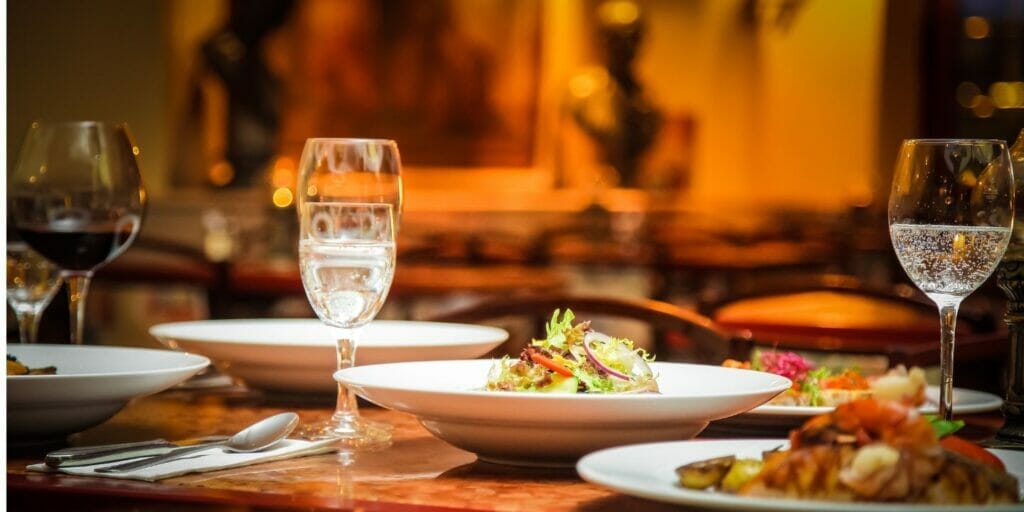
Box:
[7,389,682,511]
[6,388,1007,511]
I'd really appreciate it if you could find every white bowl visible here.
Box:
[150,319,509,394]
[336,360,791,466]
[7,344,209,444]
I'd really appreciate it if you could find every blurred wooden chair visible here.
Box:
[707,273,1009,393]
[425,293,740,363]
[97,238,221,287]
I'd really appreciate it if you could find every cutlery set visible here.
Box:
[44,412,300,473]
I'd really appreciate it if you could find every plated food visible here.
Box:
[677,399,1018,505]
[709,350,1000,437]
[579,440,1023,512]
[486,309,657,394]
[7,354,56,375]
[337,359,791,466]
[723,351,927,407]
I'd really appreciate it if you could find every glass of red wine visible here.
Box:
[8,121,146,344]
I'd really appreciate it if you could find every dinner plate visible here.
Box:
[335,360,792,467]
[150,319,509,394]
[7,344,209,444]
[707,386,1004,435]
[577,439,1024,511]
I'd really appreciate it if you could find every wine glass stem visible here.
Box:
[65,273,93,345]
[15,311,41,344]
[938,302,960,421]
[333,327,360,421]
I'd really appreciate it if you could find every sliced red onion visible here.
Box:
[583,331,631,381]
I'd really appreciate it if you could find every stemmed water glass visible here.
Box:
[8,121,146,345]
[888,138,1014,420]
[6,241,62,343]
[296,138,402,449]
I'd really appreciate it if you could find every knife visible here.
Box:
[45,436,229,468]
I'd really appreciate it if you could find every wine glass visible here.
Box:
[8,121,146,344]
[888,138,1014,420]
[296,138,401,449]
[6,242,62,343]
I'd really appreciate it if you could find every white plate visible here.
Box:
[335,360,791,466]
[708,386,1004,435]
[578,439,1024,511]
[150,319,509,394]
[7,344,209,444]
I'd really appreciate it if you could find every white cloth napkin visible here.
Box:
[28,439,338,482]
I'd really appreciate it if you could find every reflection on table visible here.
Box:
[6,387,1005,512]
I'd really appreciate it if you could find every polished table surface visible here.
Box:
[6,387,1007,511]
[7,388,684,511]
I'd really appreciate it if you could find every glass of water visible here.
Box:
[888,138,1014,420]
[7,242,62,343]
[296,138,401,449]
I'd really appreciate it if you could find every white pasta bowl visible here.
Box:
[336,360,791,466]
[151,319,509,394]
[7,344,209,445]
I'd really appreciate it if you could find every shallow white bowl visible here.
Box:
[7,344,209,444]
[336,360,791,466]
[150,319,509,394]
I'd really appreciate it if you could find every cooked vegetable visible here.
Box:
[6,354,56,375]
[676,455,735,490]
[719,459,764,493]
[7,356,28,375]
[939,435,1006,471]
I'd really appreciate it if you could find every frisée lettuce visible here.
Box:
[485,309,658,393]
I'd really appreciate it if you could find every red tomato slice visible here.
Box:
[940,435,1005,471]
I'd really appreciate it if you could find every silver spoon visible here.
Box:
[96,412,300,473]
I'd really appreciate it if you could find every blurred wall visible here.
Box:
[634,0,887,211]
[7,0,171,196]
[7,0,894,213]
[756,0,885,209]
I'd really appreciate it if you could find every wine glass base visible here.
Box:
[300,416,393,451]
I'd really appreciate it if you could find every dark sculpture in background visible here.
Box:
[567,0,661,188]
[176,0,296,188]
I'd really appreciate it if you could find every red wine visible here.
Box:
[17,223,137,271]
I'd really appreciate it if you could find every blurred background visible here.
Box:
[7,0,1024,388]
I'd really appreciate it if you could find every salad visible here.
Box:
[723,351,927,407]
[485,309,658,393]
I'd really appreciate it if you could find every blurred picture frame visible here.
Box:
[170,0,546,189]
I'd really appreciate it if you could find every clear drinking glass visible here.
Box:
[296,138,402,449]
[6,242,62,343]
[8,121,146,344]
[888,138,1014,420]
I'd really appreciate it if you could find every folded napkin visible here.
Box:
[28,439,337,482]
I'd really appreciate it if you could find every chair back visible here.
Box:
[426,293,740,363]
[707,273,1009,392]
